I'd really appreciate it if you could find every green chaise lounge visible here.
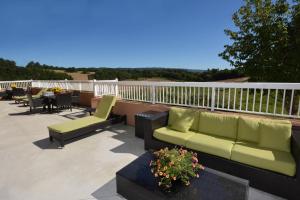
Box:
[48,95,125,147]
[14,88,47,104]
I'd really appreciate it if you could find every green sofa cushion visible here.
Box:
[231,142,296,176]
[94,95,117,119]
[48,116,105,134]
[259,121,292,152]
[237,117,261,143]
[167,107,195,132]
[198,112,238,139]
[153,127,196,146]
[186,132,235,159]
[190,111,200,131]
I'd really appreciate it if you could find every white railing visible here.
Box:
[0,80,32,90]
[2,79,300,118]
[32,79,118,93]
[94,81,300,118]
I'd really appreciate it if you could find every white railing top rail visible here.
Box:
[115,81,300,89]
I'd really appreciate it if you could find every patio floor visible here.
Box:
[0,100,284,200]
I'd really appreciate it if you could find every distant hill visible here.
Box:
[0,57,245,82]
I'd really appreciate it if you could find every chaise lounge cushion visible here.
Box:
[48,116,105,134]
[153,127,196,146]
[231,142,296,176]
[186,133,235,159]
[167,107,196,132]
[94,95,117,119]
[198,112,238,140]
[259,121,292,153]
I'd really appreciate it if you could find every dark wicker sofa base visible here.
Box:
[143,111,300,200]
[49,114,126,147]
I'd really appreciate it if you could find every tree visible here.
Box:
[286,0,300,82]
[219,0,291,82]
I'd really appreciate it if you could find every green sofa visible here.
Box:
[144,107,300,199]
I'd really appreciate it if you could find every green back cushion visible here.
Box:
[36,88,46,96]
[94,95,117,119]
[237,117,261,143]
[168,107,195,133]
[259,121,292,152]
[198,112,238,139]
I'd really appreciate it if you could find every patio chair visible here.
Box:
[71,90,80,105]
[48,95,125,148]
[12,88,26,103]
[22,88,47,105]
[52,92,72,111]
[27,93,44,112]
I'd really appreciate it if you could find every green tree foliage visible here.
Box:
[219,0,300,82]
[0,59,72,80]
[286,0,300,82]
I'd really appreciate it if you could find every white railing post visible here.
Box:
[93,79,97,96]
[79,82,82,92]
[65,79,69,90]
[115,78,119,97]
[151,84,156,104]
[211,87,216,111]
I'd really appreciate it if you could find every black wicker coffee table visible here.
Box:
[116,152,249,200]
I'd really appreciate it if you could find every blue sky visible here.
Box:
[0,0,243,69]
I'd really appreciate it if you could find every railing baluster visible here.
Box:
[202,87,205,107]
[266,89,270,113]
[259,89,263,112]
[233,88,237,110]
[239,88,243,110]
[222,88,225,109]
[282,89,286,115]
[217,88,220,108]
[246,88,249,111]
[274,89,278,114]
[252,89,256,112]
[197,87,200,107]
[228,88,231,109]
[289,89,294,116]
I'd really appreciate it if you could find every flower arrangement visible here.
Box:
[150,147,204,190]
[49,87,63,94]
[10,83,16,88]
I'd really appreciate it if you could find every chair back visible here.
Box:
[12,88,26,96]
[55,93,72,107]
[94,95,117,119]
[35,88,47,97]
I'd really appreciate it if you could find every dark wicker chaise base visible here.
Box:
[49,114,126,147]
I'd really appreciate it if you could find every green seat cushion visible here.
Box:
[94,95,117,119]
[167,107,196,132]
[153,127,196,146]
[186,133,235,159]
[13,95,27,100]
[198,112,238,139]
[231,142,296,176]
[237,117,260,143]
[259,121,292,152]
[48,116,105,134]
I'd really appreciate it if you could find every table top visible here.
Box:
[135,110,166,119]
[117,152,249,200]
